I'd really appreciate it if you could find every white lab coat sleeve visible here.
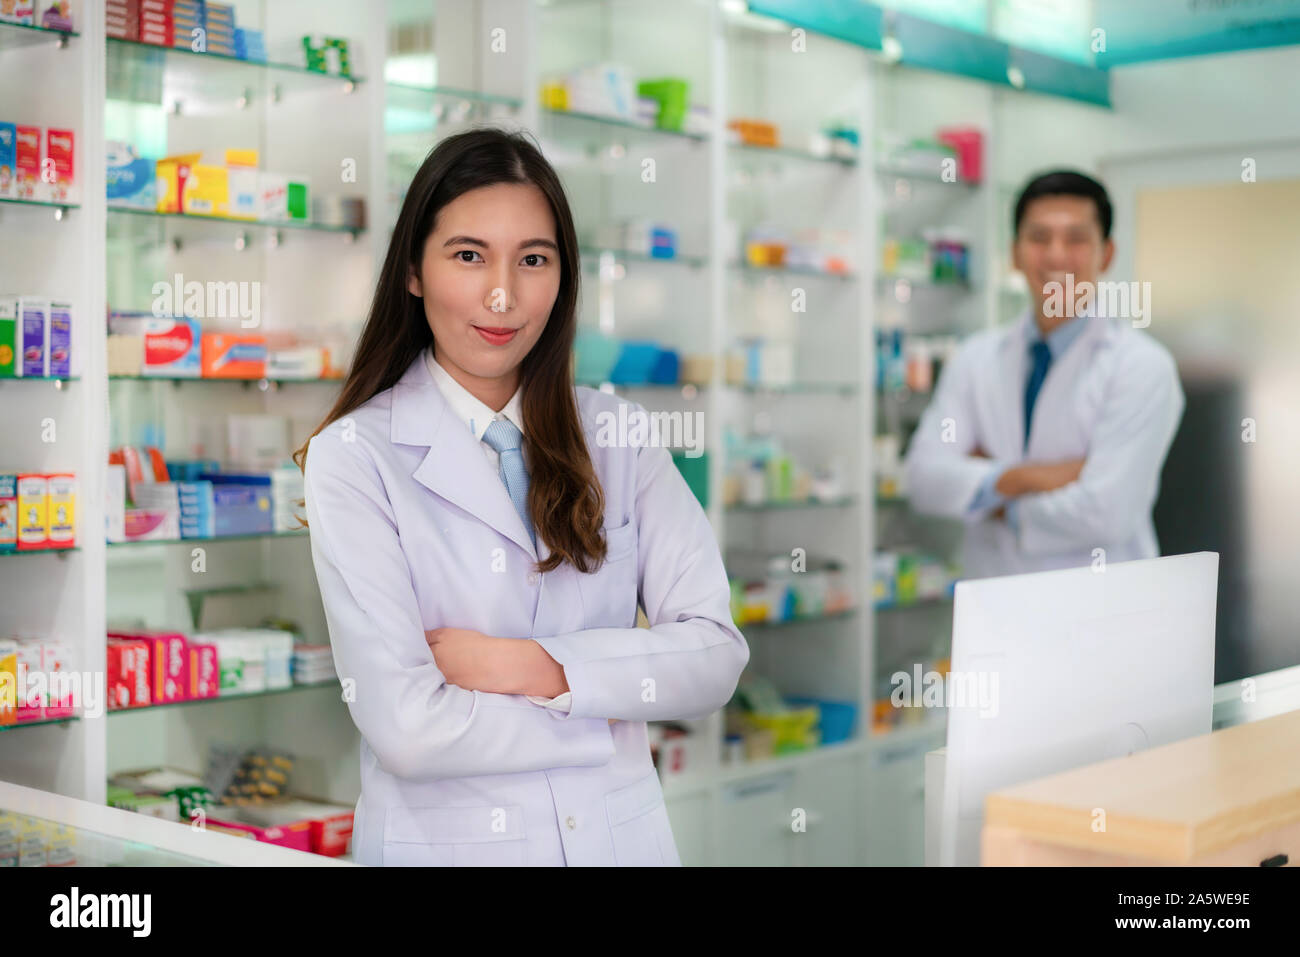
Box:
[303,430,615,781]
[532,442,751,722]
[1014,347,1184,556]
[903,343,1003,520]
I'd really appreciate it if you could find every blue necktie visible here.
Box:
[481,418,536,550]
[1024,340,1052,449]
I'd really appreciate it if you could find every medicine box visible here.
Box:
[0,473,16,551]
[46,472,75,547]
[44,128,74,203]
[181,163,228,216]
[106,140,156,209]
[0,122,15,199]
[0,638,15,725]
[48,301,70,378]
[201,332,266,378]
[0,296,15,376]
[16,473,48,550]
[19,297,48,377]
[14,125,39,201]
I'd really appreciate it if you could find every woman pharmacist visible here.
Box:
[295,127,749,867]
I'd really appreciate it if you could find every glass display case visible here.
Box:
[0,780,354,867]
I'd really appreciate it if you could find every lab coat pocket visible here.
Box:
[577,520,639,628]
[605,772,667,866]
[382,804,528,867]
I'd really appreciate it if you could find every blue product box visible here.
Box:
[211,484,273,536]
[106,141,156,210]
[48,303,71,378]
[20,299,47,377]
[0,123,15,199]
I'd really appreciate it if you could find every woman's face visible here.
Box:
[409,181,561,402]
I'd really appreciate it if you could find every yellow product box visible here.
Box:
[0,812,18,866]
[0,638,16,726]
[181,164,229,217]
[46,823,76,866]
[155,153,202,214]
[16,473,48,550]
[224,148,259,168]
[19,817,47,867]
[46,472,75,548]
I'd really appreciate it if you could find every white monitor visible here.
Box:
[939,551,1219,866]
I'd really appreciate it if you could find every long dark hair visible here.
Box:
[293,127,607,574]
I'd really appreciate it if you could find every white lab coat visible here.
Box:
[903,310,1185,579]
[303,353,749,866]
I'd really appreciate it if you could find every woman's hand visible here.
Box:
[425,629,570,699]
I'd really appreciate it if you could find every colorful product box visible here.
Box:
[0,122,15,199]
[44,128,73,203]
[48,301,70,377]
[46,472,75,547]
[0,474,16,551]
[0,638,16,725]
[147,632,187,703]
[13,638,43,722]
[40,2,74,32]
[201,332,266,378]
[106,141,156,209]
[0,296,15,376]
[181,163,228,216]
[16,473,48,550]
[19,297,47,377]
[189,642,218,698]
[137,315,201,376]
[258,173,309,222]
[14,125,40,200]
[41,638,75,720]
[0,2,35,25]
[155,152,200,213]
[106,638,151,709]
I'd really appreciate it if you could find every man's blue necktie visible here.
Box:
[1024,340,1052,449]
[481,418,536,550]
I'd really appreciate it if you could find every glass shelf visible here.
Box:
[578,245,708,270]
[0,20,75,51]
[108,204,364,236]
[107,680,338,716]
[734,262,857,281]
[109,530,307,549]
[877,274,973,290]
[729,141,857,167]
[0,195,78,214]
[107,36,360,111]
[738,609,858,630]
[0,375,77,386]
[0,715,79,732]
[540,107,707,142]
[727,497,856,512]
[0,547,78,558]
[386,81,522,108]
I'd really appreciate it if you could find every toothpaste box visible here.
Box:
[116,315,201,377]
[44,128,74,203]
[0,474,15,551]
[41,638,75,719]
[0,638,16,725]
[46,472,75,547]
[106,637,151,710]
[14,126,40,201]
[201,332,266,378]
[0,123,16,199]
[0,295,15,376]
[189,642,219,698]
[18,297,48,377]
[15,473,48,550]
[47,301,70,377]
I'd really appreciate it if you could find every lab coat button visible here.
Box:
[565,816,576,830]
[528,572,539,585]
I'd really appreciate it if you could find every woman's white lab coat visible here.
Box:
[303,353,749,865]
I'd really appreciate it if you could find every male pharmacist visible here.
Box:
[903,170,1184,579]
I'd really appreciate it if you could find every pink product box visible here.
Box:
[189,642,218,699]
[111,630,187,703]
[207,817,312,852]
[14,639,44,722]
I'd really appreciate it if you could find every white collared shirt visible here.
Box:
[423,346,573,713]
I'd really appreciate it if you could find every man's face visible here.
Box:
[1012,195,1115,322]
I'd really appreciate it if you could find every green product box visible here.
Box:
[287,180,309,220]
[637,78,689,132]
[0,296,16,377]
[671,450,709,509]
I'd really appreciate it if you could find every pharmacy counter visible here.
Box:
[1,780,355,866]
